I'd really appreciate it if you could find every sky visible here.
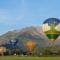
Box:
[0,0,60,35]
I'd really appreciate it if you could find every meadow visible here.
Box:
[0,56,60,60]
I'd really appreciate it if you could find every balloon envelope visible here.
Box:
[42,18,60,42]
[26,41,36,52]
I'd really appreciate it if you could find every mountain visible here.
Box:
[0,26,60,48]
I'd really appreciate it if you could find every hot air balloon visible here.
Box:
[42,18,60,46]
[26,40,36,53]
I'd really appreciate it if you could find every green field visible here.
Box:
[0,56,60,60]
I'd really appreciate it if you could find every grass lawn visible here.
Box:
[0,56,60,60]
